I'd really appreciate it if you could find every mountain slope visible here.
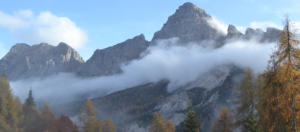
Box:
[91,65,243,132]
[77,34,149,77]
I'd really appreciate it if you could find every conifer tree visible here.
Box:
[57,115,78,132]
[234,68,258,132]
[0,75,23,132]
[243,110,258,132]
[183,102,199,132]
[212,107,234,132]
[102,117,115,132]
[257,18,300,132]
[24,89,35,108]
[149,112,166,132]
[165,120,175,132]
[23,90,41,132]
[0,75,22,132]
[40,104,58,132]
[79,99,102,132]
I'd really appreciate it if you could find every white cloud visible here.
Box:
[0,11,29,29]
[249,21,281,30]
[206,17,228,35]
[0,43,8,58]
[0,10,88,49]
[10,38,275,106]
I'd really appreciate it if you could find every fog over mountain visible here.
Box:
[0,2,283,131]
[10,38,275,106]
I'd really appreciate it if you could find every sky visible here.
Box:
[0,0,300,60]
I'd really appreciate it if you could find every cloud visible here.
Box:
[10,38,275,107]
[249,21,281,30]
[0,43,8,58]
[0,10,88,49]
[206,17,228,35]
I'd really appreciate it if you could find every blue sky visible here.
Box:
[0,0,299,60]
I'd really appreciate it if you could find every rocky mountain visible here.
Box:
[0,2,280,80]
[92,65,243,132]
[80,2,281,132]
[225,24,281,42]
[0,2,284,132]
[77,34,149,77]
[152,2,225,45]
[0,42,84,80]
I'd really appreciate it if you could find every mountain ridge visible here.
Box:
[0,2,281,80]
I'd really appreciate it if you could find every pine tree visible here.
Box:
[0,75,23,132]
[23,90,41,132]
[234,68,258,132]
[102,117,115,132]
[24,89,35,108]
[243,109,258,132]
[79,99,102,132]
[149,112,166,132]
[212,107,234,132]
[183,102,199,132]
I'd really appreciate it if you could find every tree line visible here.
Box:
[0,75,116,132]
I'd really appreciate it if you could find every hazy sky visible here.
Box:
[0,0,299,59]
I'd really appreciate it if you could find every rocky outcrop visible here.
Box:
[0,42,84,80]
[261,27,282,43]
[226,25,243,40]
[77,34,149,77]
[91,65,244,132]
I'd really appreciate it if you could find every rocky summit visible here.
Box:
[0,42,84,80]
[152,2,225,44]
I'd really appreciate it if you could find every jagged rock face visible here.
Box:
[91,65,244,132]
[152,2,225,44]
[261,27,282,42]
[226,25,243,40]
[225,25,281,42]
[0,42,84,80]
[77,34,149,77]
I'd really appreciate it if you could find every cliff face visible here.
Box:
[77,34,149,77]
[152,2,225,45]
[0,42,84,80]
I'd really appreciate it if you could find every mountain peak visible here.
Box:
[180,2,198,9]
[152,2,223,43]
[9,43,30,53]
[178,2,208,17]
[132,34,146,41]
[58,42,69,47]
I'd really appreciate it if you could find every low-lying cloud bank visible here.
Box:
[10,38,275,106]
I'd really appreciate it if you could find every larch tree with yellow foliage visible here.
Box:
[212,107,234,132]
[102,117,115,132]
[79,99,102,132]
[0,75,23,132]
[257,18,300,132]
[149,112,176,132]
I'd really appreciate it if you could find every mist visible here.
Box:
[10,38,276,106]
